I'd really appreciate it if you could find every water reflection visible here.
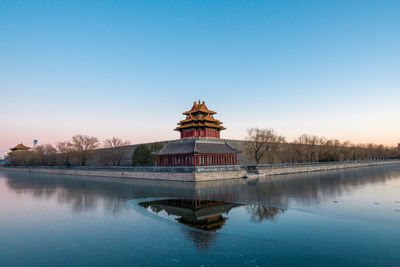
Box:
[138,198,286,250]
[1,165,400,215]
[183,227,216,251]
[139,199,241,231]
[1,166,400,262]
[139,199,242,251]
[246,205,286,223]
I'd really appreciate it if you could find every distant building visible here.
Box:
[0,159,6,167]
[1,143,33,166]
[3,143,32,161]
[154,100,239,166]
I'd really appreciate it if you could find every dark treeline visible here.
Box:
[245,127,399,165]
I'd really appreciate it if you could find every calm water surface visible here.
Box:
[1,165,400,266]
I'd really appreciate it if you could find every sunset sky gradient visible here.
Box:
[1,0,400,156]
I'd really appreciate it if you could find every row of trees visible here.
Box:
[8,135,132,166]
[8,135,165,167]
[245,127,399,165]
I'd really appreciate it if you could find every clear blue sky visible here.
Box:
[1,0,399,156]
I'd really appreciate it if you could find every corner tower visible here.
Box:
[154,100,239,167]
[175,100,226,138]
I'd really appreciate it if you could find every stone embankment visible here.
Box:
[2,160,400,182]
[256,160,400,176]
[2,166,246,182]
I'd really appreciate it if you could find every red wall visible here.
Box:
[157,154,237,166]
[180,130,220,138]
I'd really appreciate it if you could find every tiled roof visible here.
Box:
[175,122,226,131]
[10,143,31,150]
[154,138,239,155]
[183,100,216,115]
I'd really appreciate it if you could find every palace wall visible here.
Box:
[82,139,253,166]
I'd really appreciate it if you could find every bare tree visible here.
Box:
[34,144,57,166]
[7,150,34,166]
[103,137,131,166]
[70,135,100,166]
[266,135,286,164]
[293,134,325,163]
[292,135,307,163]
[245,127,285,165]
[56,141,74,166]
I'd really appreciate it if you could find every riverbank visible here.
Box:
[256,159,400,176]
[2,159,400,182]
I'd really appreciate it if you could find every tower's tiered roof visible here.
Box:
[183,101,216,115]
[175,100,226,132]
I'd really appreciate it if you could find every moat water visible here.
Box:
[1,165,400,266]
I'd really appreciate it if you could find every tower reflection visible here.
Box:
[138,198,286,251]
[139,199,241,232]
